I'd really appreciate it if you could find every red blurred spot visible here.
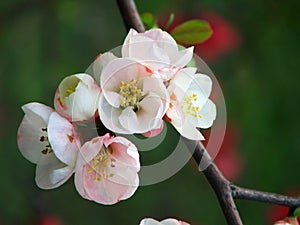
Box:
[38,216,63,225]
[159,9,241,63]
[203,123,243,181]
[267,190,300,224]
[195,11,241,62]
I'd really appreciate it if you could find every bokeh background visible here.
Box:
[1,0,300,224]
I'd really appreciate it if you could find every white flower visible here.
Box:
[166,67,216,140]
[17,102,80,189]
[75,134,140,205]
[54,73,101,122]
[99,57,169,134]
[122,28,194,81]
[139,218,190,225]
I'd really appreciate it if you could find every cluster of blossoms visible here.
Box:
[17,28,216,205]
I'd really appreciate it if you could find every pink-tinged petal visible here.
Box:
[142,28,178,57]
[107,163,139,192]
[74,166,91,200]
[93,52,118,84]
[47,112,80,166]
[82,166,129,205]
[35,153,73,189]
[139,218,161,225]
[98,94,128,134]
[142,122,164,137]
[55,73,101,122]
[119,172,139,200]
[54,88,72,121]
[76,136,105,170]
[123,35,170,65]
[192,99,216,129]
[122,28,138,57]
[103,136,140,171]
[17,103,53,163]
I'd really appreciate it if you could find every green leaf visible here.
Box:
[293,207,300,217]
[141,13,158,29]
[170,19,213,45]
[165,13,175,30]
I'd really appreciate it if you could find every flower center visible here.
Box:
[39,127,53,155]
[59,77,80,105]
[119,79,143,111]
[87,146,116,182]
[181,93,202,119]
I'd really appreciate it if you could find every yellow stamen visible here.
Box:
[87,147,115,182]
[181,93,203,119]
[119,79,143,111]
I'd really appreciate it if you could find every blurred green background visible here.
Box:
[1,0,300,224]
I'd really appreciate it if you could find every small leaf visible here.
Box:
[141,13,158,29]
[170,19,213,45]
[293,207,300,217]
[165,13,175,30]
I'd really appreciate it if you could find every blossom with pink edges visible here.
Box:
[75,134,140,205]
[17,102,80,189]
[54,73,101,122]
[122,28,194,81]
[99,57,169,134]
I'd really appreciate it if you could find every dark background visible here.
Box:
[1,0,300,224]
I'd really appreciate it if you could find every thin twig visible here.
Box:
[231,185,300,207]
[116,0,145,33]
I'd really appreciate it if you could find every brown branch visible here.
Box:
[231,185,300,207]
[115,0,300,224]
[116,0,145,33]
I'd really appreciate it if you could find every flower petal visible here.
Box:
[82,166,130,205]
[167,101,204,140]
[142,122,164,137]
[98,94,128,134]
[191,99,217,129]
[74,165,91,200]
[36,153,73,189]
[171,46,194,68]
[55,73,101,121]
[17,102,53,163]
[188,73,213,104]
[47,112,80,166]
[118,94,164,133]
[139,218,161,225]
[101,58,152,107]
[93,52,118,84]
[103,136,140,171]
[161,219,190,225]
[76,136,105,170]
